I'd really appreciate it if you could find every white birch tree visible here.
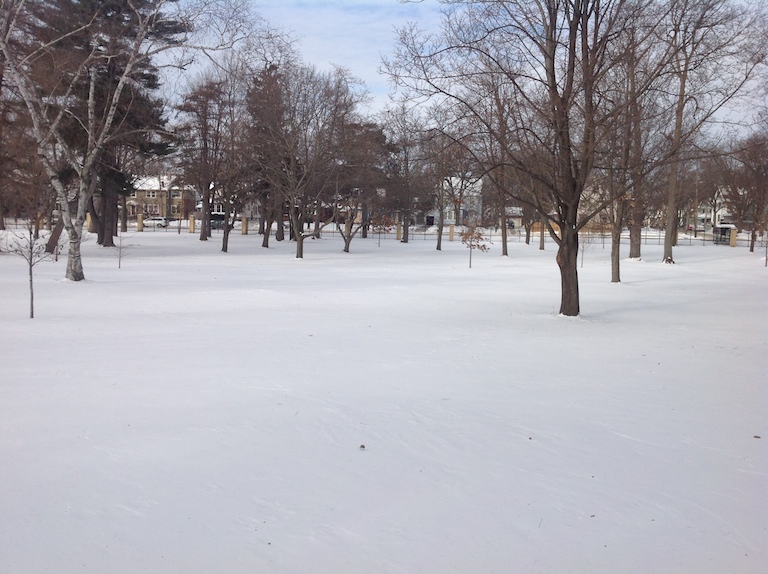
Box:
[0,0,249,280]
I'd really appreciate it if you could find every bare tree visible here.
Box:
[658,0,766,263]
[176,78,227,241]
[246,61,365,258]
[459,217,489,268]
[421,127,452,251]
[384,0,646,315]
[421,119,481,251]
[739,134,768,253]
[720,132,768,252]
[334,122,390,253]
[592,16,675,281]
[216,81,252,254]
[378,102,434,244]
[2,221,62,319]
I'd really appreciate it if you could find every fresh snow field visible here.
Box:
[1,228,766,573]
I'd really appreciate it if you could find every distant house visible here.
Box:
[691,188,734,231]
[504,206,524,230]
[127,176,195,219]
[425,177,483,226]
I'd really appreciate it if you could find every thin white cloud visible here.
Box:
[255,0,443,112]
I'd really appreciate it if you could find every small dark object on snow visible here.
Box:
[755,435,761,439]
[359,444,366,450]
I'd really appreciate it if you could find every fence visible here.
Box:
[3,217,766,250]
[317,225,768,249]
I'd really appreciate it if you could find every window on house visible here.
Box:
[146,190,157,199]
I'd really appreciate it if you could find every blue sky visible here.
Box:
[254,0,444,112]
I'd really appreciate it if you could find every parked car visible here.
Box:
[143,217,169,228]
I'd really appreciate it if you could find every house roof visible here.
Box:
[133,176,193,192]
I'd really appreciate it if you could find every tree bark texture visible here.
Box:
[556,225,580,316]
[65,224,85,281]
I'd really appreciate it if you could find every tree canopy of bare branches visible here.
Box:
[383,0,767,314]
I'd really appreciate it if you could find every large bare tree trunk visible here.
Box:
[28,250,34,318]
[628,224,642,258]
[222,226,230,252]
[436,211,444,251]
[90,178,118,247]
[262,213,274,248]
[361,201,369,239]
[90,193,103,238]
[342,217,355,253]
[662,156,680,263]
[45,218,65,254]
[556,224,579,316]
[199,191,211,241]
[65,224,85,281]
[289,207,305,258]
[500,215,508,256]
[53,182,88,281]
[611,208,624,284]
[102,184,118,247]
[120,194,128,233]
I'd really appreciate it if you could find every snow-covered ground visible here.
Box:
[1,229,765,573]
